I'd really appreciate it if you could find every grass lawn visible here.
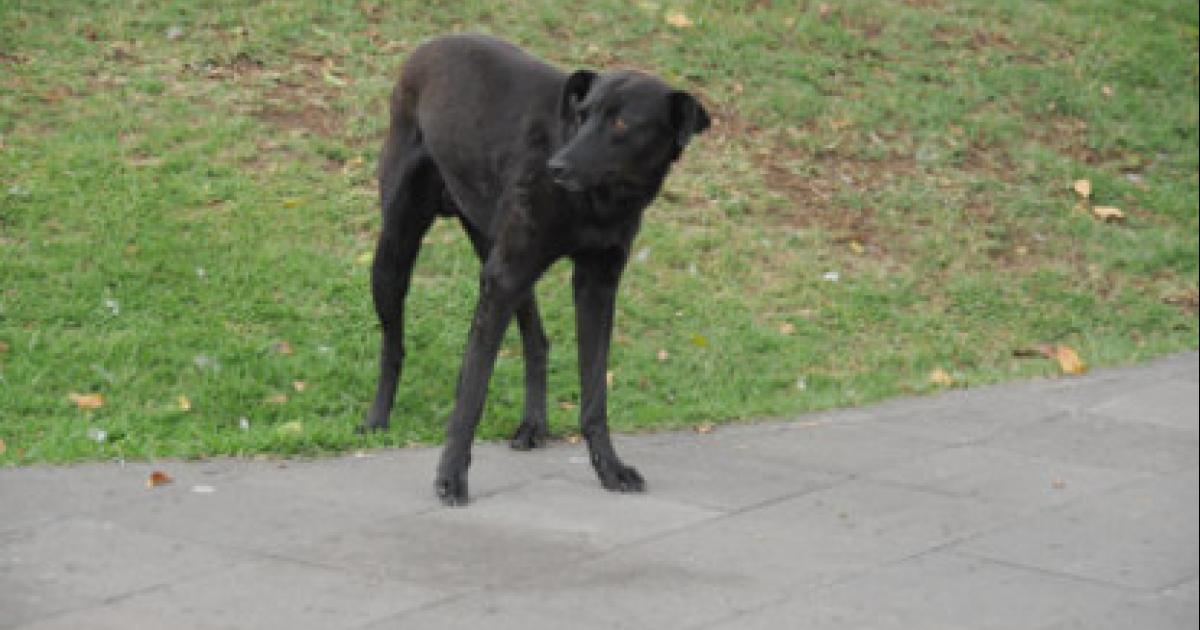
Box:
[1,0,1196,464]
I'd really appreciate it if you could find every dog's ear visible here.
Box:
[561,70,598,121]
[669,90,711,150]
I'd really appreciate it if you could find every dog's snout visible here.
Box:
[547,158,583,191]
[547,158,570,179]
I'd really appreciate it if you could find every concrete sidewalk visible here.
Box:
[2,353,1197,629]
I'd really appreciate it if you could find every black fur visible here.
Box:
[361,34,709,505]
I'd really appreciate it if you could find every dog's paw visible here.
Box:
[435,473,469,506]
[596,460,645,493]
[509,422,548,451]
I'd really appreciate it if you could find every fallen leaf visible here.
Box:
[1051,345,1088,375]
[778,322,796,335]
[342,155,364,174]
[656,349,670,362]
[356,250,374,265]
[322,70,347,87]
[0,340,9,354]
[1025,344,1088,375]
[694,422,714,434]
[605,370,614,388]
[848,240,865,254]
[928,368,955,387]
[818,3,833,18]
[178,395,192,411]
[69,392,105,410]
[276,420,303,435]
[281,197,304,209]
[265,393,289,404]
[1050,478,1067,490]
[1163,287,1198,313]
[146,470,173,488]
[565,433,582,444]
[0,438,7,456]
[690,333,708,347]
[665,11,693,28]
[1072,179,1091,199]
[558,400,577,410]
[1091,205,1125,223]
[1101,85,1113,97]
[272,340,294,355]
[292,380,307,392]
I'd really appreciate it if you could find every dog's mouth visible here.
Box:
[552,175,586,192]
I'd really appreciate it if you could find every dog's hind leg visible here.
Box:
[361,122,438,432]
[458,221,551,450]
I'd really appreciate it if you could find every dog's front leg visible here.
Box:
[435,257,532,505]
[573,255,644,493]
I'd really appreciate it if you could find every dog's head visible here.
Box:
[548,69,710,195]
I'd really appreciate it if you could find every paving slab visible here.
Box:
[707,550,1128,630]
[954,468,1199,590]
[1,352,1196,630]
[867,444,1147,508]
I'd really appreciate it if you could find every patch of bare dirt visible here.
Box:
[248,52,346,139]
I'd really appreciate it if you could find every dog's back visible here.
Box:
[388,34,563,221]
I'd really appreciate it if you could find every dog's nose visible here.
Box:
[547,158,571,180]
[547,158,584,191]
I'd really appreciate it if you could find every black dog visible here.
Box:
[361,34,709,505]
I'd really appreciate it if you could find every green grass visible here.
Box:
[1,0,1196,464]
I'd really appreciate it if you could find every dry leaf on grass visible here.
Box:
[265,393,289,404]
[0,437,6,456]
[694,422,714,434]
[178,395,191,411]
[1072,179,1091,199]
[146,470,172,488]
[657,349,670,362]
[928,368,955,387]
[272,340,294,355]
[1091,206,1125,223]
[292,380,307,392]
[778,322,796,335]
[1020,344,1089,375]
[1050,345,1088,375]
[69,392,105,410]
[665,11,693,28]
[276,421,303,435]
